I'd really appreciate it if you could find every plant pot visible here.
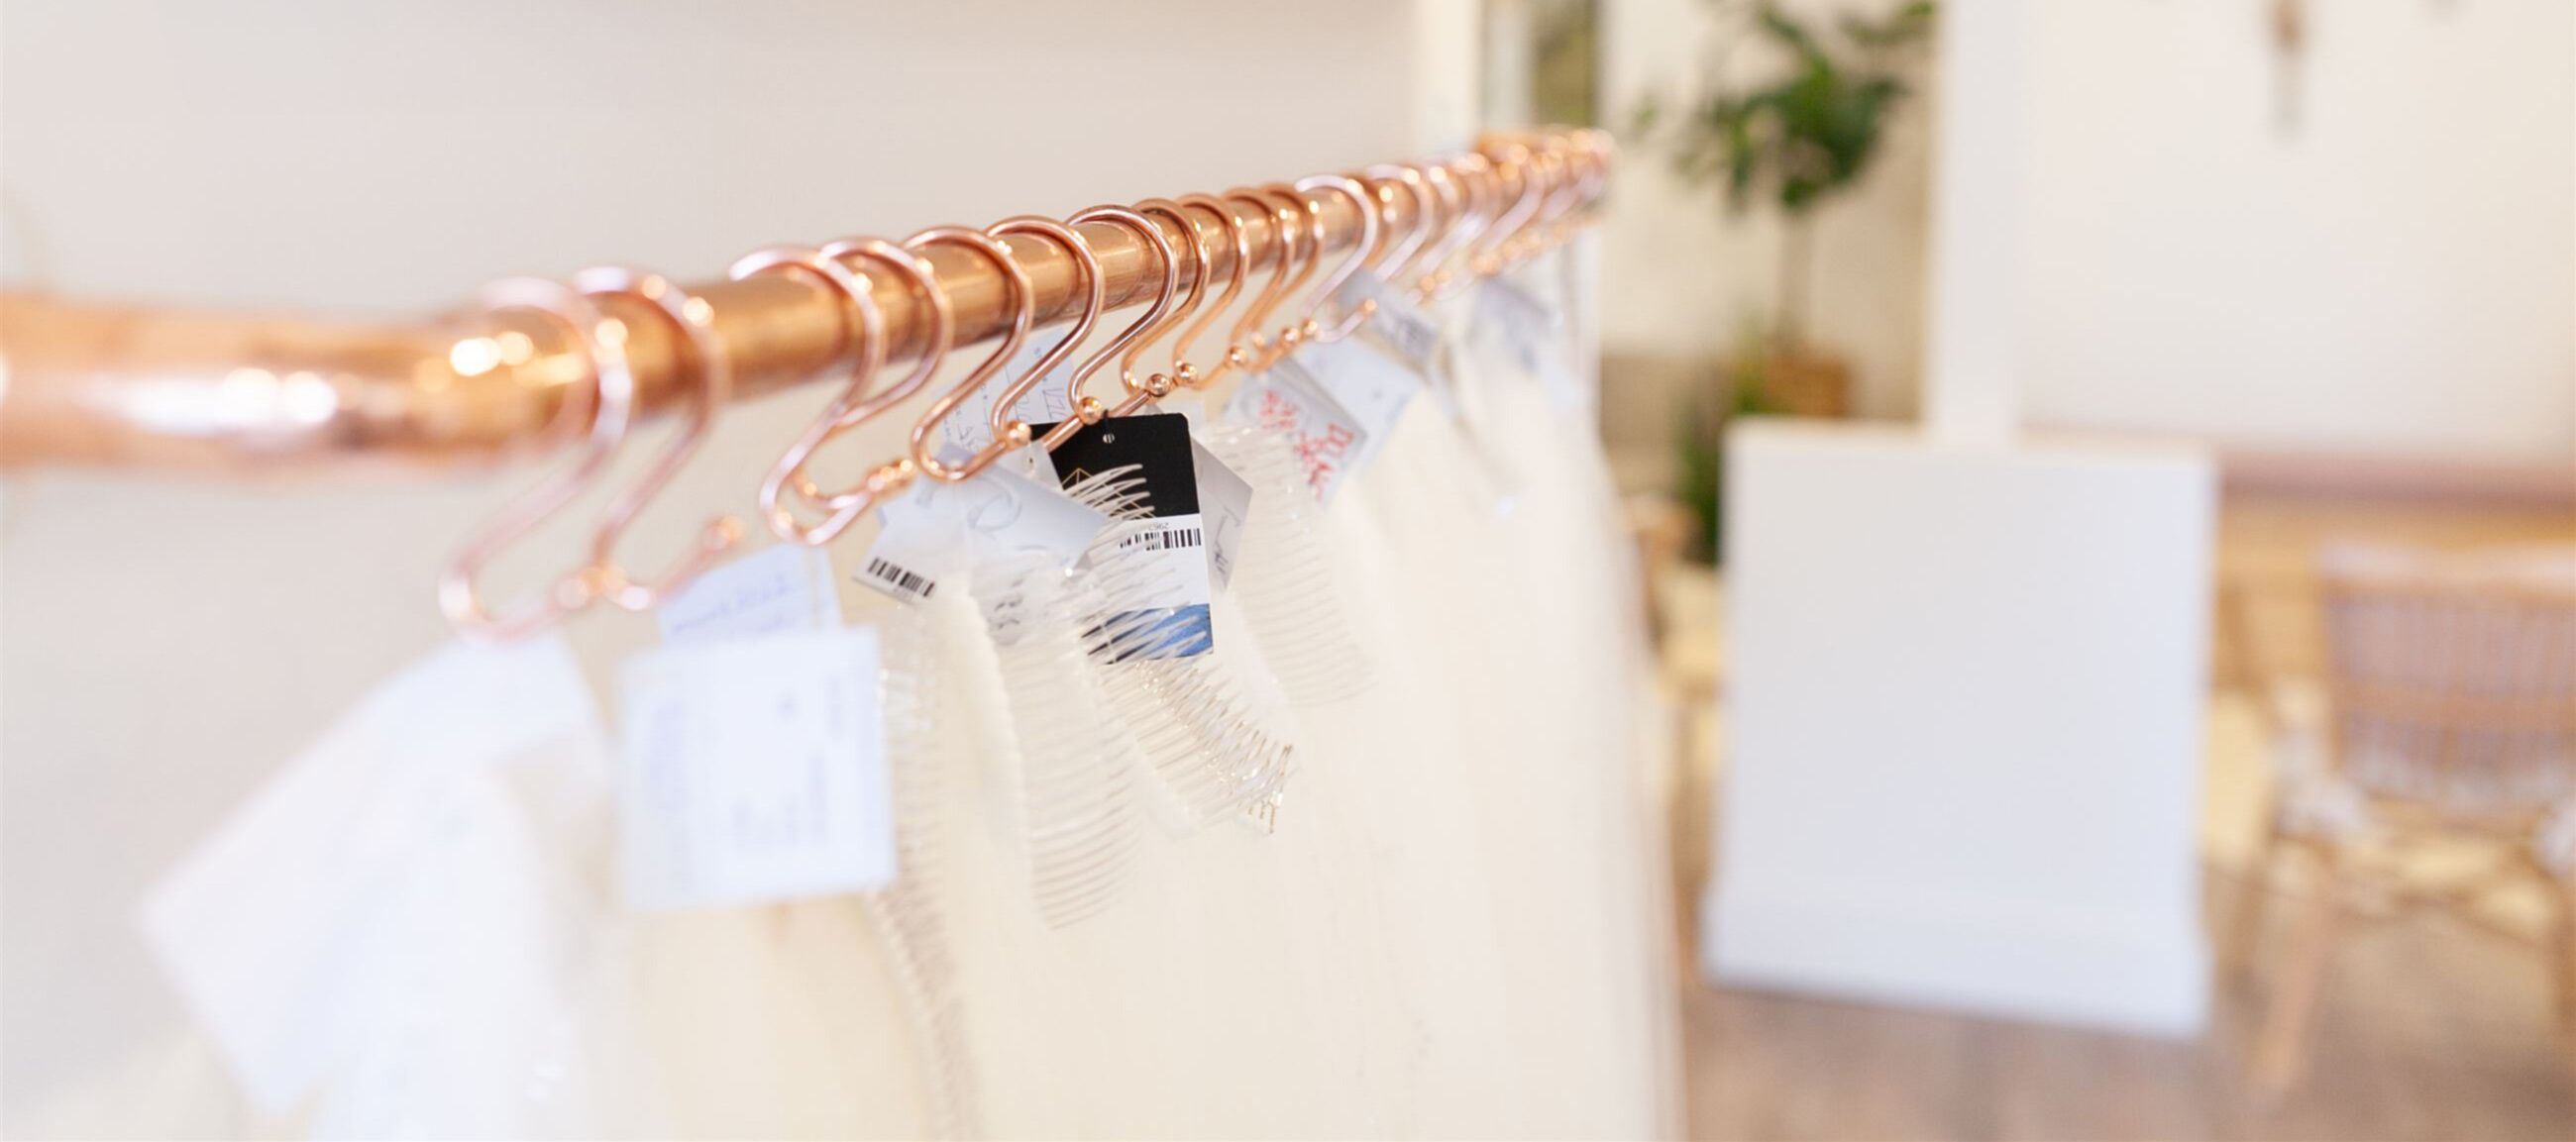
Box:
[1759,349,1852,418]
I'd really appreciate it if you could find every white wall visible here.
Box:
[2022,0,2574,463]
[1599,0,1936,419]
[1600,0,2575,465]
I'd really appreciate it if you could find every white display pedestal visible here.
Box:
[1705,421,2216,1035]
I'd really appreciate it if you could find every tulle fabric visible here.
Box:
[49,274,1674,1138]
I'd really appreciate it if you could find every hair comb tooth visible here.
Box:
[1203,423,1374,707]
[1074,484,1299,830]
[866,597,981,1138]
[970,551,1142,928]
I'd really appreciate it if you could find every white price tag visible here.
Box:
[1191,439,1254,591]
[656,544,842,645]
[1339,272,1443,375]
[954,464,1113,563]
[1291,337,1420,473]
[1228,362,1369,504]
[618,627,895,911]
[1476,276,1584,409]
[859,463,1113,604]
[138,636,608,1117]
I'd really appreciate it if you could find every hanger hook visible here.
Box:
[438,278,634,640]
[1285,174,1382,347]
[762,239,952,543]
[1110,200,1208,404]
[575,266,745,612]
[1224,187,1308,370]
[1356,163,1438,288]
[1471,140,1549,276]
[981,215,1106,441]
[1252,184,1326,365]
[1028,204,1180,435]
[731,243,891,544]
[1428,153,1501,300]
[1410,161,1468,300]
[1166,193,1253,387]
[905,226,1035,482]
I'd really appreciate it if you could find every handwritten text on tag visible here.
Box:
[1293,337,1420,474]
[1191,439,1253,591]
[1228,363,1368,504]
[657,544,842,645]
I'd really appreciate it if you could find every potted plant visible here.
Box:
[1637,0,1936,417]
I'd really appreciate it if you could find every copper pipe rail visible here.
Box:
[0,131,1608,476]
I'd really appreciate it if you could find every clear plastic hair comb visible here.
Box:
[1068,465,1299,830]
[1201,422,1374,706]
[864,597,983,1139]
[971,544,1143,929]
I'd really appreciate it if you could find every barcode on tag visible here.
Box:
[856,464,1110,604]
[619,626,896,911]
[857,481,967,606]
[860,557,935,601]
[1122,526,1202,552]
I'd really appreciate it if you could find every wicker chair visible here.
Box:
[2237,543,2576,1091]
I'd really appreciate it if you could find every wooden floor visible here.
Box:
[1666,489,2576,1141]
[1679,871,2576,1141]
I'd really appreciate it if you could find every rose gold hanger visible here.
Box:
[1105,198,1211,412]
[1211,188,1298,378]
[731,242,886,543]
[1165,193,1254,388]
[979,216,1105,443]
[905,227,1035,482]
[1408,159,1473,301]
[757,238,951,544]
[1001,204,1180,445]
[1278,174,1382,348]
[438,277,634,640]
[574,266,745,612]
[1355,163,1439,288]
[1227,187,1316,371]
[1428,154,1502,300]
[1523,142,1582,259]
[1470,140,1550,277]
[1254,184,1327,365]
